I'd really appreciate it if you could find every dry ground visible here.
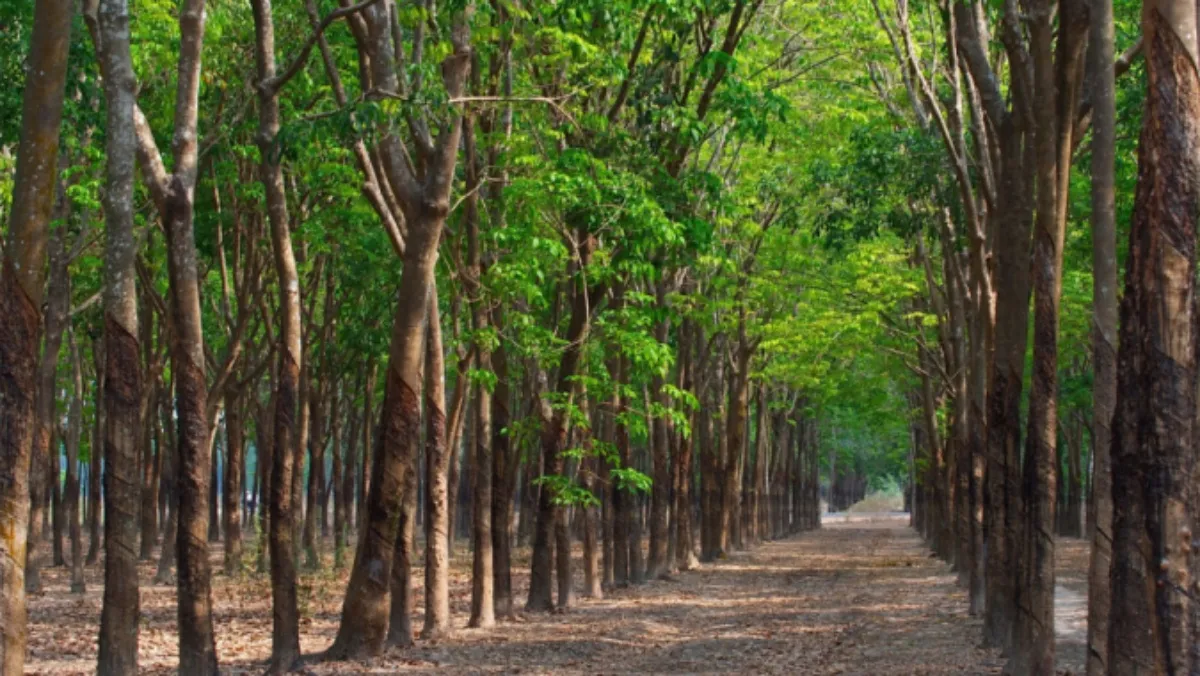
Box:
[26,516,1091,675]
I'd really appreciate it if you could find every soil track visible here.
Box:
[27,515,1095,674]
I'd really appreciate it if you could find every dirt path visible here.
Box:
[34,515,1096,675]
[306,514,1002,675]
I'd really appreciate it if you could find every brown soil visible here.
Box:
[26,516,1094,675]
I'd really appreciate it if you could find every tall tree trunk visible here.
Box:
[1085,0,1117,671]
[422,301,451,636]
[255,388,274,575]
[331,383,345,566]
[982,116,1033,649]
[0,0,72,668]
[155,389,178,585]
[27,222,69,591]
[94,41,144,649]
[139,365,160,561]
[86,338,104,566]
[581,393,603,599]
[165,171,218,675]
[209,430,221,543]
[647,281,671,578]
[52,425,65,567]
[358,361,375,529]
[387,333,421,648]
[611,353,631,585]
[250,0,302,668]
[304,372,326,568]
[491,329,516,618]
[1010,3,1071,671]
[224,390,245,574]
[463,116,495,628]
[722,337,750,556]
[65,334,85,593]
[674,317,698,571]
[1108,1,1200,671]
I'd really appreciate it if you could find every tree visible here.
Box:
[325,1,472,658]
[0,0,72,670]
[1108,0,1200,671]
[128,0,219,668]
[1085,0,1118,672]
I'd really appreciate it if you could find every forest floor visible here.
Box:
[26,515,1091,675]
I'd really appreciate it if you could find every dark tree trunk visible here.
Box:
[224,390,245,574]
[611,354,631,585]
[982,115,1033,649]
[647,282,671,578]
[86,338,104,566]
[249,0,302,668]
[1108,2,1200,671]
[422,301,451,636]
[1085,0,1118,671]
[27,224,69,591]
[722,339,751,556]
[491,332,516,618]
[0,0,72,668]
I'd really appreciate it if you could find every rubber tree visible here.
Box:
[325,1,473,658]
[1108,0,1200,671]
[0,1,72,671]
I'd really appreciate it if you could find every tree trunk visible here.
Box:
[27,224,69,592]
[982,115,1033,649]
[86,337,104,566]
[1009,3,1071,671]
[722,339,750,556]
[674,318,698,571]
[1108,2,1200,671]
[358,361,375,530]
[331,383,344,566]
[0,0,71,668]
[209,430,220,543]
[386,357,420,649]
[224,390,245,574]
[422,300,451,636]
[581,395,603,599]
[65,335,85,593]
[611,354,631,585]
[491,330,516,618]
[647,281,671,578]
[139,368,160,561]
[1085,0,1117,671]
[155,391,178,585]
[251,0,303,666]
[165,180,219,675]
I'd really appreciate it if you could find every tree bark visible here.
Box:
[1009,2,1070,671]
[0,0,72,667]
[422,300,451,636]
[982,114,1033,649]
[224,390,245,575]
[86,338,104,566]
[647,281,671,577]
[328,4,470,655]
[491,326,517,618]
[1108,2,1200,672]
[722,337,751,556]
[65,335,85,593]
[250,0,302,668]
[1085,0,1117,672]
